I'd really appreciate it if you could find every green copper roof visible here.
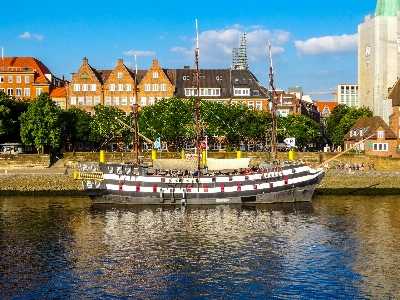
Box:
[375,0,400,16]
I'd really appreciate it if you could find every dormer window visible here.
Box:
[377,130,384,138]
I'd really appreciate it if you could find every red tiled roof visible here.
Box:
[50,87,66,98]
[313,101,338,112]
[1,57,53,84]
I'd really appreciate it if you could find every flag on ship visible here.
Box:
[154,137,161,149]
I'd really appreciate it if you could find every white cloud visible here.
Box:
[172,26,291,67]
[294,34,357,55]
[123,50,156,57]
[18,31,43,41]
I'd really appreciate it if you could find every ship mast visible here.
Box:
[268,41,278,160]
[195,19,201,173]
[133,55,139,164]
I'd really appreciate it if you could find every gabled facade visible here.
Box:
[387,77,400,138]
[0,57,66,100]
[137,59,175,107]
[66,57,104,115]
[103,58,136,113]
[343,116,399,157]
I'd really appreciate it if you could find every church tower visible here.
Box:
[358,0,400,123]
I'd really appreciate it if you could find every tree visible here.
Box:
[279,114,321,148]
[0,91,29,139]
[62,107,92,144]
[326,105,372,146]
[19,93,64,151]
[89,105,130,144]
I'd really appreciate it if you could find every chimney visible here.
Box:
[118,58,123,64]
[184,66,190,70]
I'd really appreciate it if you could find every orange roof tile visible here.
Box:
[1,57,52,84]
[50,87,66,98]
[313,101,338,112]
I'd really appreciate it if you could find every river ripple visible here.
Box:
[0,195,399,299]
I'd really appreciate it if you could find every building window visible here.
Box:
[185,88,198,96]
[25,76,30,83]
[74,84,80,91]
[126,84,131,92]
[152,84,158,91]
[199,88,220,96]
[256,102,262,110]
[90,84,96,91]
[130,97,135,105]
[109,84,115,91]
[118,72,123,79]
[118,84,124,91]
[144,84,150,91]
[86,96,92,106]
[0,76,3,83]
[234,88,250,95]
[105,97,111,106]
[248,102,254,109]
[253,90,259,96]
[16,88,22,96]
[161,84,166,91]
[24,88,30,96]
[36,88,42,96]
[113,97,119,106]
[153,72,158,79]
[0,88,3,93]
[16,76,21,83]
[7,88,13,96]
[373,143,388,151]
[148,97,154,106]
[94,96,100,105]
[121,97,127,106]
[82,84,88,91]
[140,97,146,106]
[70,97,76,105]
[377,131,384,138]
[78,97,84,106]
[8,76,12,83]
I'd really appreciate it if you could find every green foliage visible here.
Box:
[0,91,28,137]
[326,105,373,146]
[89,105,130,143]
[138,98,195,143]
[279,114,321,148]
[19,92,63,148]
[62,107,92,143]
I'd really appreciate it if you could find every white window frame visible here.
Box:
[86,96,92,106]
[74,84,80,91]
[25,76,29,83]
[118,84,124,91]
[8,76,12,83]
[248,101,254,109]
[377,130,384,138]
[121,97,127,106]
[70,97,76,105]
[94,96,100,106]
[185,88,198,96]
[7,88,13,96]
[140,97,146,106]
[78,96,84,106]
[24,88,30,96]
[0,76,4,83]
[144,84,150,91]
[148,97,154,106]
[373,143,388,151]
[118,72,123,79]
[161,84,167,91]
[16,76,21,83]
[36,88,42,96]
[82,84,88,91]
[130,97,135,105]
[152,84,158,91]
[16,88,22,96]
[90,84,96,91]
[109,84,115,91]
[256,102,262,110]
[126,84,131,92]
[153,72,158,79]
[105,97,111,106]
[113,97,119,106]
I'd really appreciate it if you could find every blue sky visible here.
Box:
[1,0,379,100]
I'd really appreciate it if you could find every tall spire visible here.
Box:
[375,0,400,17]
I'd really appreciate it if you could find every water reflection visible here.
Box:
[0,196,399,298]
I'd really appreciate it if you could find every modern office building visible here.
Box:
[337,84,359,107]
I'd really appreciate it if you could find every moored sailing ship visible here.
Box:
[75,21,325,205]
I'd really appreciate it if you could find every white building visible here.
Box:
[358,0,400,123]
[337,84,359,107]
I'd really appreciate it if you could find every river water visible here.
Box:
[1,195,399,299]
